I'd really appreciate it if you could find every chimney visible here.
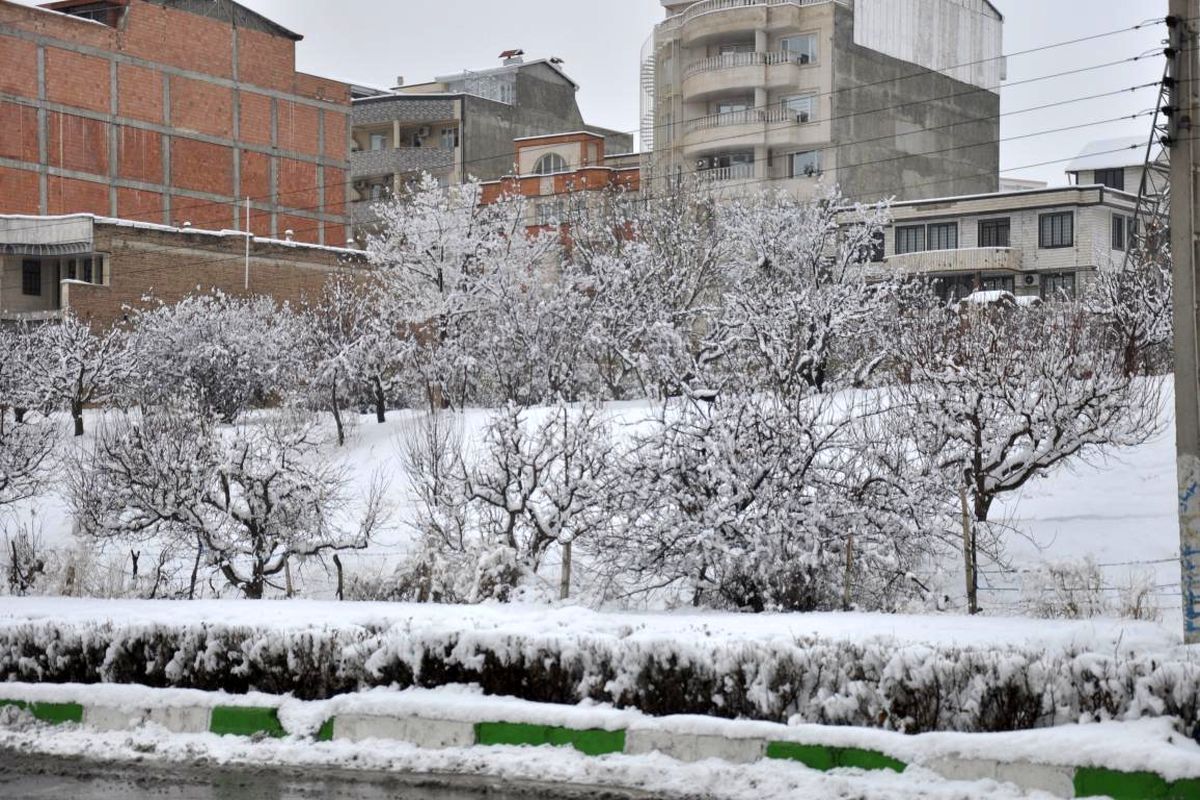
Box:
[284,229,295,242]
[500,48,525,66]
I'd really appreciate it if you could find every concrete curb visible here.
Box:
[0,692,1192,799]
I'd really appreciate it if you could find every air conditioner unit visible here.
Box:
[796,53,811,65]
[1023,274,1038,287]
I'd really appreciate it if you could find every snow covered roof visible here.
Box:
[1063,137,1148,174]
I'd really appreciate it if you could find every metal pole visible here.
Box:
[244,196,251,291]
[1170,0,1200,644]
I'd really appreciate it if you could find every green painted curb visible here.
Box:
[1075,768,1200,799]
[0,698,83,725]
[765,741,905,773]
[474,722,625,756]
[316,718,335,742]
[209,706,286,738]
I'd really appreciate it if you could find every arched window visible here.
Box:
[532,152,569,176]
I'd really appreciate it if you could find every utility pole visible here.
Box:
[1170,0,1200,644]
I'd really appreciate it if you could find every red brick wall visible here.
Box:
[170,138,232,196]
[0,168,39,214]
[115,187,164,222]
[44,47,111,114]
[0,0,350,235]
[169,76,233,138]
[47,176,108,215]
[116,126,162,183]
[47,112,108,176]
[0,102,39,162]
[117,63,163,124]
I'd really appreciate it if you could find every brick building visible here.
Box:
[479,131,640,231]
[0,214,363,328]
[0,0,352,246]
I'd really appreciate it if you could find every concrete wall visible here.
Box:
[831,4,999,202]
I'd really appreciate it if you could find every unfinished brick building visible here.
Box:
[0,0,352,246]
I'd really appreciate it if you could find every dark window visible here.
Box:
[1094,168,1125,191]
[927,222,958,251]
[1112,214,1128,251]
[895,225,926,255]
[1039,212,1074,248]
[1041,272,1077,300]
[21,260,40,296]
[82,257,94,284]
[934,274,975,303]
[981,275,1014,293]
[65,259,77,281]
[978,218,1011,248]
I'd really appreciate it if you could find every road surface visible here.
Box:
[0,750,664,800]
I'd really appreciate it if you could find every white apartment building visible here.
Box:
[856,184,1140,301]
[644,0,1004,202]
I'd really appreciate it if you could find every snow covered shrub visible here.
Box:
[40,312,128,437]
[1020,558,1108,619]
[1117,570,1162,622]
[123,292,306,422]
[71,402,387,599]
[2,527,47,596]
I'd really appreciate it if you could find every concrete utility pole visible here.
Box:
[1171,0,1200,643]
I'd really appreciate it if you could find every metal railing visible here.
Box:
[659,0,851,32]
[682,50,808,79]
[696,162,756,182]
[686,105,810,133]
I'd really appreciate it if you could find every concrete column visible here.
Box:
[755,28,768,53]
[393,120,402,148]
[755,144,769,180]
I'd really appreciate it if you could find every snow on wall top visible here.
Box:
[1063,136,1152,174]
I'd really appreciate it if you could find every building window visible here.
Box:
[1041,271,1077,300]
[369,133,388,151]
[895,225,926,255]
[781,95,816,123]
[935,274,975,303]
[980,275,1014,293]
[1094,168,1125,191]
[978,218,1011,248]
[440,127,459,149]
[535,200,564,227]
[718,41,755,56]
[1039,212,1074,248]
[532,153,569,176]
[868,230,886,263]
[790,150,821,178]
[781,34,818,64]
[928,222,958,251]
[368,183,390,201]
[1112,213,1129,251]
[81,256,94,284]
[21,260,40,296]
[716,99,751,116]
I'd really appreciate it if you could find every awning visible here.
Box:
[0,242,92,256]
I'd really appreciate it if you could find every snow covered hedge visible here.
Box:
[0,618,1195,733]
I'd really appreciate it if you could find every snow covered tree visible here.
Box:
[42,312,127,436]
[367,175,554,410]
[1087,241,1173,376]
[301,275,402,445]
[719,190,896,394]
[0,413,57,512]
[0,324,54,423]
[72,403,386,599]
[123,292,306,422]
[893,299,1163,611]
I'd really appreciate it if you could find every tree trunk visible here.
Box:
[960,487,978,615]
[333,553,344,601]
[843,534,854,612]
[13,407,25,424]
[331,384,345,447]
[188,538,202,600]
[372,377,387,424]
[72,399,84,437]
[559,540,572,601]
[284,557,294,599]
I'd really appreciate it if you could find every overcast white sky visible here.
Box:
[16,0,1170,186]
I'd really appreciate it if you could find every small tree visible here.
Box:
[73,404,386,599]
[894,300,1162,612]
[1088,243,1173,376]
[43,313,126,436]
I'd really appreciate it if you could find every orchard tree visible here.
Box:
[43,312,126,436]
[1088,241,1173,376]
[72,404,386,599]
[893,299,1162,612]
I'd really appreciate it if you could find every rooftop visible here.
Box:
[1064,136,1154,174]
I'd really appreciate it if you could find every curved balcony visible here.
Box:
[682,107,826,155]
[681,51,812,100]
[659,0,850,45]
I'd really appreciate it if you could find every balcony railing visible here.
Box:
[687,106,810,133]
[682,51,806,79]
[696,163,756,182]
[881,247,1024,276]
[659,0,852,32]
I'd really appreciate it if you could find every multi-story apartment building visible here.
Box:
[349,54,633,236]
[854,184,1139,301]
[645,0,1003,202]
[0,0,353,246]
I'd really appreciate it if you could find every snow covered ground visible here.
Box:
[4,385,1183,624]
